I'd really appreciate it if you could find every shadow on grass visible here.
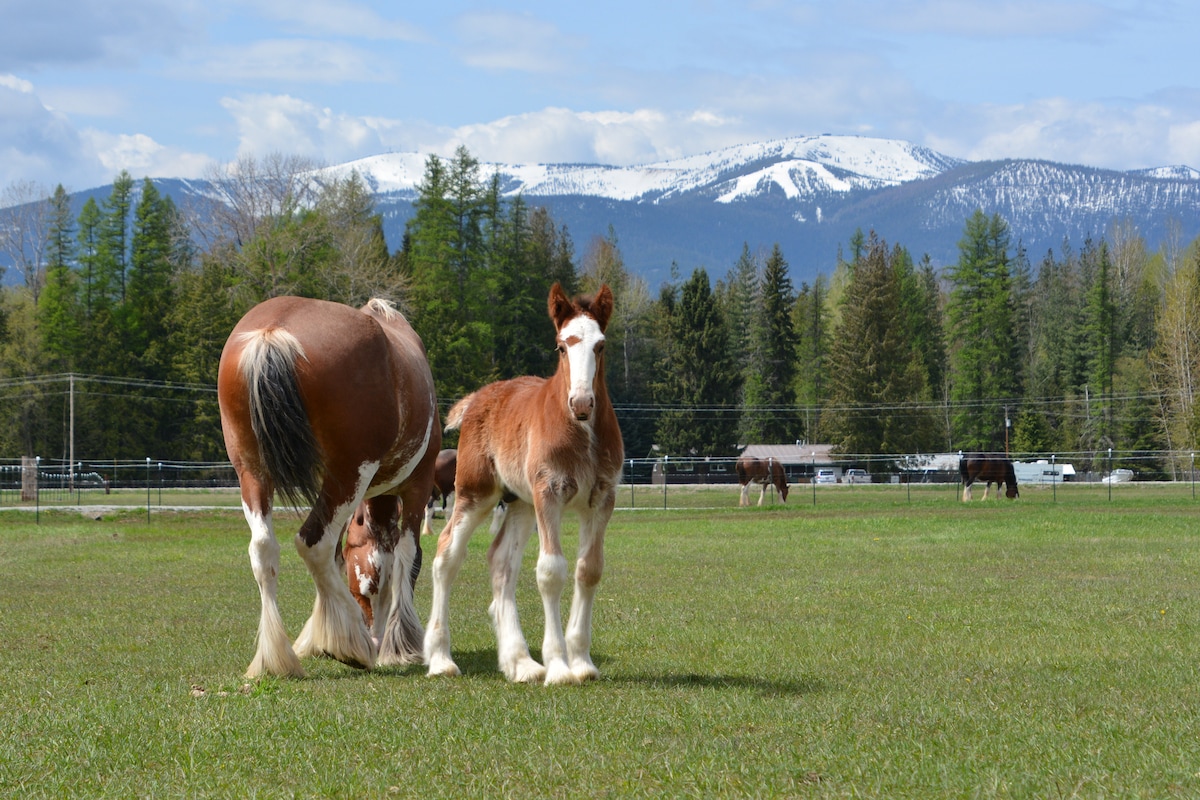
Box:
[365,646,826,696]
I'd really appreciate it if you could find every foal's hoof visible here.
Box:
[507,657,547,684]
[426,655,461,677]
[544,660,583,686]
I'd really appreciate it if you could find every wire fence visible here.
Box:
[2,451,1198,516]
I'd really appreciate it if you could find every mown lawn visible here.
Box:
[1,488,1198,798]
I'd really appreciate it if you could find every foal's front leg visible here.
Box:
[565,493,614,683]
[425,500,493,676]
[532,500,577,685]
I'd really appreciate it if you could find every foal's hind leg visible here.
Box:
[487,501,545,683]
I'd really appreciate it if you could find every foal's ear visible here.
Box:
[591,284,614,332]
[548,282,574,328]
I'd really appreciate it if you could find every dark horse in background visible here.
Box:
[959,453,1019,501]
[735,455,789,506]
[421,448,458,537]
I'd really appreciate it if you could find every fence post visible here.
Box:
[662,454,668,510]
[146,457,152,523]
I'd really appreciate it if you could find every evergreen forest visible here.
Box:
[2,147,1199,478]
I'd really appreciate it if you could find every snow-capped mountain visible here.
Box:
[325,135,961,204]
[6,135,1199,288]
[321,134,1199,286]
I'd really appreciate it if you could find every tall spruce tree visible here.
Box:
[946,210,1022,451]
[38,184,81,372]
[652,268,741,456]
[739,243,798,443]
[825,234,939,455]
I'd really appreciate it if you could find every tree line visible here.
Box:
[1,147,1198,477]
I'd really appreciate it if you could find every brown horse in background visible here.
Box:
[218,296,439,678]
[735,455,789,506]
[960,453,1019,500]
[421,448,458,537]
[425,283,623,685]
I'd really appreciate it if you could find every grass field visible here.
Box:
[1,486,1199,797]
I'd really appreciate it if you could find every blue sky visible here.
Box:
[2,0,1199,192]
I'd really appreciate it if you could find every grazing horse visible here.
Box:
[735,455,789,506]
[424,283,624,685]
[960,453,1019,501]
[421,448,458,537]
[218,296,439,678]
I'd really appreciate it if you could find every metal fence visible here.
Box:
[2,452,1197,512]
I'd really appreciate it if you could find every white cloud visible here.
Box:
[83,130,215,180]
[927,97,1200,170]
[250,0,426,41]
[454,12,582,74]
[185,40,394,84]
[832,0,1118,38]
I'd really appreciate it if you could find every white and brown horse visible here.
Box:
[960,453,1019,501]
[346,447,457,627]
[218,296,439,678]
[424,283,624,685]
[735,455,789,506]
[421,448,457,537]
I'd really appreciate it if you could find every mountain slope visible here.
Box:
[5,135,1199,288]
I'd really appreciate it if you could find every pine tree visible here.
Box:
[38,185,81,372]
[946,210,1022,451]
[653,268,741,456]
[739,243,798,443]
[825,234,939,455]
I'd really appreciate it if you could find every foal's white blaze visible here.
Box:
[559,314,604,420]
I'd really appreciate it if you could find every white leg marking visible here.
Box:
[425,503,493,677]
[244,503,304,678]
[488,502,544,683]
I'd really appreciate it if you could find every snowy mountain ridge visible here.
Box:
[323,134,966,205]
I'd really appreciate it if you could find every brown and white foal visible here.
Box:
[424,283,624,684]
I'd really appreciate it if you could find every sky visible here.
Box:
[3,0,1200,193]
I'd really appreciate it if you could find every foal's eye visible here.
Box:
[595,342,605,354]
[556,343,566,355]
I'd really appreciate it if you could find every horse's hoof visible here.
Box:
[426,656,461,677]
[544,660,582,686]
[506,658,547,684]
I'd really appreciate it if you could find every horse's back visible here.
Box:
[221,296,437,488]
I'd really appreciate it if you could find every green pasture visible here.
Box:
[1,487,1199,797]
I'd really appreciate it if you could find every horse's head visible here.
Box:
[1005,461,1019,498]
[549,283,613,422]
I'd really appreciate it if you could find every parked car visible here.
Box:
[1101,468,1134,484]
[845,468,870,485]
[815,468,837,484]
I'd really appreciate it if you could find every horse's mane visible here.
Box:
[363,297,402,322]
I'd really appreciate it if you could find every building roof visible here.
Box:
[740,443,835,464]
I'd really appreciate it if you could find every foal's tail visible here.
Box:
[444,393,475,432]
[238,329,323,510]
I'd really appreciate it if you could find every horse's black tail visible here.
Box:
[1006,460,1019,495]
[239,329,323,510]
[958,457,970,485]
